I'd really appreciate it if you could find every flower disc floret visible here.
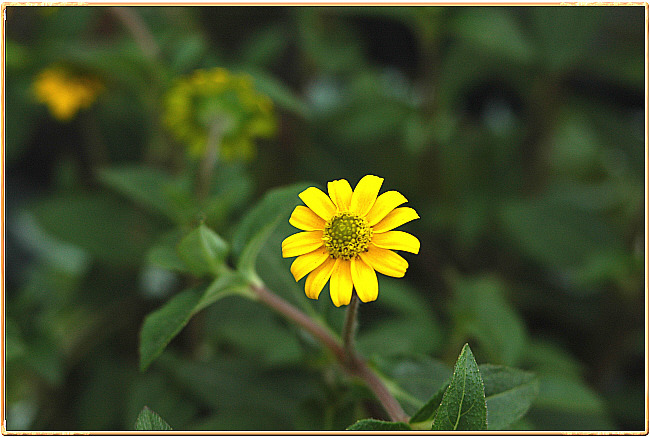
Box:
[323,212,372,260]
[163,67,276,161]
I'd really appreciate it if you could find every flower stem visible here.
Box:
[197,118,224,201]
[342,292,359,362]
[111,7,160,61]
[249,283,409,423]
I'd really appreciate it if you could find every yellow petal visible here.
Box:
[373,207,420,233]
[365,190,408,226]
[289,205,326,231]
[327,179,353,211]
[299,187,336,220]
[305,256,337,299]
[359,244,408,278]
[350,175,383,217]
[351,257,378,303]
[329,259,353,307]
[290,247,330,281]
[371,231,420,254]
[282,231,324,258]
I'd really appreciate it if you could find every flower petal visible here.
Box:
[327,179,353,211]
[305,256,337,299]
[351,257,378,303]
[365,190,408,226]
[372,207,420,233]
[359,244,408,278]
[282,231,324,258]
[289,206,326,231]
[329,259,353,307]
[371,231,420,254]
[299,187,336,220]
[290,247,330,282]
[350,175,384,217]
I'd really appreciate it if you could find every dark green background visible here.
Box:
[5,6,645,431]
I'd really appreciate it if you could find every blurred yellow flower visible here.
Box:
[164,67,276,161]
[282,175,420,307]
[33,67,103,121]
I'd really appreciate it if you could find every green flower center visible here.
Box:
[323,212,373,260]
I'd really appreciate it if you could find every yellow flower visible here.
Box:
[33,67,103,121]
[282,175,420,307]
[163,67,276,161]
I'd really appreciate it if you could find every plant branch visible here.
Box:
[251,283,346,364]
[250,283,409,423]
[111,7,160,61]
[197,118,224,201]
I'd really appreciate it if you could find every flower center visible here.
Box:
[323,212,373,260]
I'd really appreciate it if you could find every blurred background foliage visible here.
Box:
[4,5,645,431]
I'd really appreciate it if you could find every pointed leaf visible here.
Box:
[134,406,172,431]
[410,364,538,429]
[347,419,411,431]
[97,165,177,221]
[431,344,487,431]
[139,272,248,371]
[177,224,229,276]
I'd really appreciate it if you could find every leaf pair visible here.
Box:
[349,344,538,431]
[139,184,311,372]
[380,344,485,431]
[410,344,539,431]
[139,223,249,371]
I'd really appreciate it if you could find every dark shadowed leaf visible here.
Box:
[97,165,177,221]
[481,364,539,430]
[409,378,449,424]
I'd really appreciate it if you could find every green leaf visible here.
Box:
[139,287,201,372]
[195,272,250,313]
[347,419,411,431]
[500,195,622,270]
[409,378,450,424]
[481,364,539,430]
[97,165,177,221]
[203,296,303,367]
[370,354,451,414]
[139,272,248,371]
[411,365,538,429]
[134,406,172,431]
[232,183,312,280]
[431,344,487,431]
[155,351,319,428]
[30,194,160,267]
[358,278,442,357]
[237,220,281,282]
[525,374,615,430]
[248,69,310,117]
[146,231,188,273]
[449,274,526,365]
[452,8,532,64]
[176,224,229,277]
[531,7,603,73]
